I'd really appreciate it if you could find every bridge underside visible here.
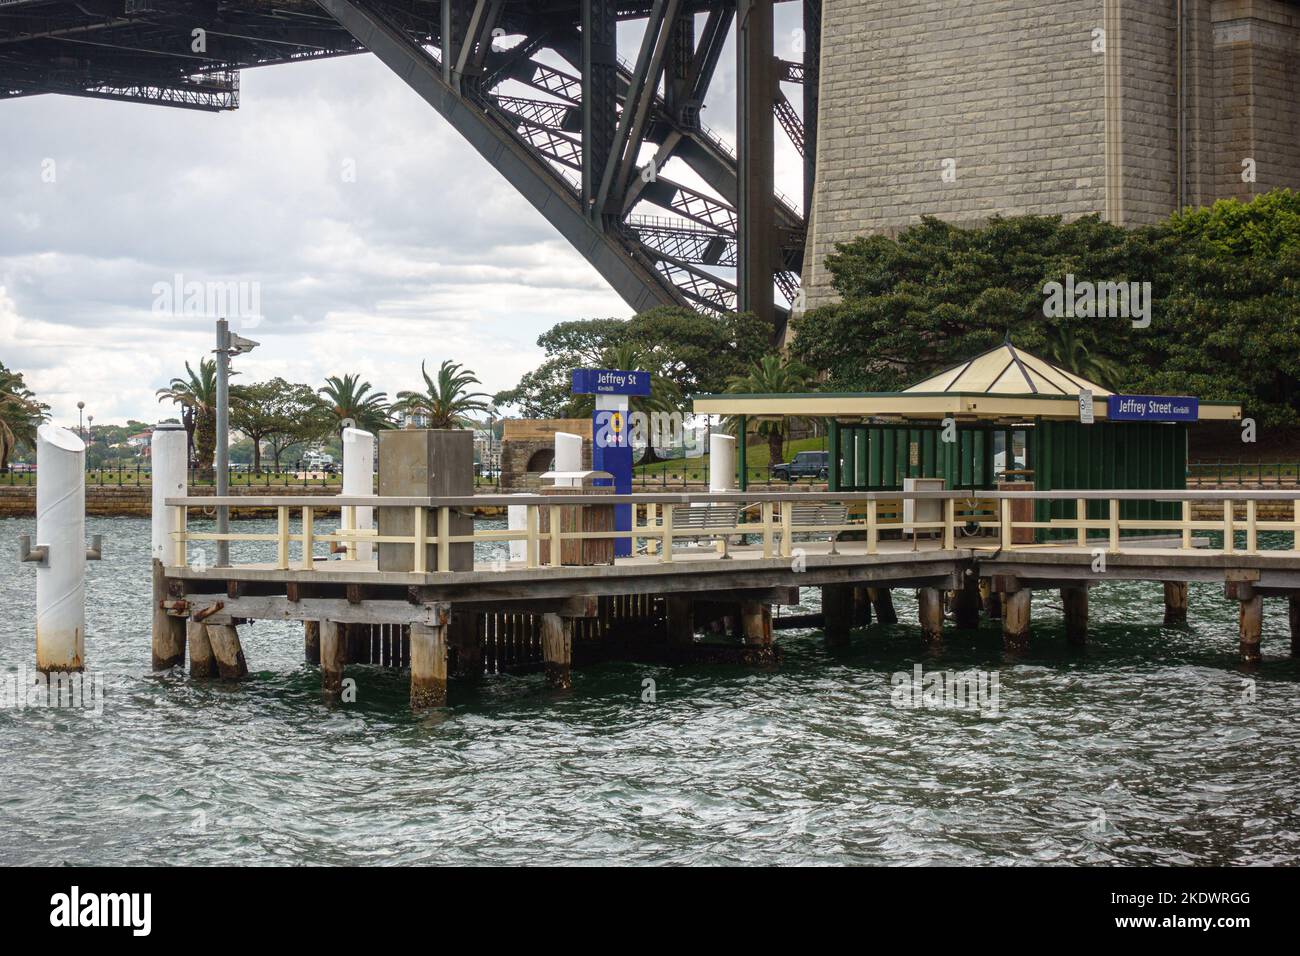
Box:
[0,0,815,337]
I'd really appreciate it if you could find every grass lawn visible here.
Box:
[635,435,829,478]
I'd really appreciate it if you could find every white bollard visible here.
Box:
[341,427,376,562]
[150,422,188,562]
[32,424,88,672]
[709,433,737,493]
[553,431,582,488]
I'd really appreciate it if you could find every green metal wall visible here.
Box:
[1032,420,1187,540]
[834,424,996,491]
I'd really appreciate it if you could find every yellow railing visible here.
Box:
[163,490,1300,573]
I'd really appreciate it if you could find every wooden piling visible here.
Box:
[207,623,248,680]
[409,622,448,708]
[319,620,345,696]
[1239,592,1263,664]
[918,587,944,644]
[666,595,695,646]
[1062,586,1088,645]
[541,613,572,689]
[851,587,873,627]
[740,601,772,646]
[304,621,320,665]
[450,612,481,680]
[982,579,1002,620]
[821,584,852,648]
[150,559,186,670]
[1163,581,1189,625]
[1290,595,1300,658]
[1002,589,1031,652]
[952,573,981,630]
[187,620,217,679]
[868,587,898,625]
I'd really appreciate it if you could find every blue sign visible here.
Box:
[571,368,651,396]
[1107,395,1199,422]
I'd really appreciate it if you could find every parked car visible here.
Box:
[770,450,829,481]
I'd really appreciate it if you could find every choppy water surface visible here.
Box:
[1,515,1298,865]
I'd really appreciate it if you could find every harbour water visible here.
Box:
[1,515,1298,865]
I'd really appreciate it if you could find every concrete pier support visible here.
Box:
[666,595,695,646]
[868,588,898,625]
[409,622,448,708]
[821,584,852,648]
[541,613,573,689]
[187,620,217,679]
[151,559,186,670]
[320,620,345,697]
[1163,581,1189,625]
[1002,589,1031,652]
[207,623,248,679]
[741,601,773,646]
[1239,593,1263,664]
[918,587,944,644]
[952,573,981,630]
[304,621,320,665]
[1290,595,1300,658]
[1062,586,1088,646]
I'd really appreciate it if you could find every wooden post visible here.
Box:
[821,584,852,648]
[1289,595,1300,658]
[304,620,320,664]
[449,611,481,681]
[541,613,573,689]
[320,620,345,696]
[207,623,248,680]
[1239,592,1263,664]
[868,587,897,624]
[187,620,217,679]
[151,559,186,670]
[666,595,694,646]
[1062,586,1088,645]
[951,572,981,630]
[851,587,873,627]
[980,579,1002,619]
[409,621,448,708]
[1002,588,1031,652]
[740,601,773,646]
[1163,581,1189,625]
[918,587,943,644]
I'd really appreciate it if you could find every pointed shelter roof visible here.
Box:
[903,341,1113,397]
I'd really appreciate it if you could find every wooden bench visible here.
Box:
[668,504,741,557]
[788,502,849,555]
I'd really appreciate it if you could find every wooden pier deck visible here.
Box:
[152,489,1300,707]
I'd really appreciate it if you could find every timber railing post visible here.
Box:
[1077,498,1088,548]
[661,504,674,563]
[943,497,955,550]
[1108,498,1120,552]
[646,502,658,554]
[761,501,774,557]
[866,499,878,554]
[1000,498,1013,550]
[526,504,539,568]
[1182,500,1193,550]
[779,499,792,558]
[173,504,187,568]
[301,506,315,570]
[276,505,290,569]
[548,504,562,568]
[413,506,427,574]
[1246,498,1258,554]
[437,506,451,572]
[1223,498,1235,554]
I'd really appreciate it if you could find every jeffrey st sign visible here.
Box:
[1106,394,1199,422]
[571,368,651,396]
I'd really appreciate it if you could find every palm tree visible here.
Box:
[0,362,48,470]
[1041,327,1125,390]
[393,360,492,429]
[725,354,814,466]
[156,359,220,476]
[319,373,391,435]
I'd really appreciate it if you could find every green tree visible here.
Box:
[156,359,221,475]
[319,373,391,435]
[231,378,332,472]
[0,361,48,470]
[394,360,492,429]
[725,354,814,465]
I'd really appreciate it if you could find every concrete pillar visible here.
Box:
[150,422,187,561]
[554,431,583,486]
[1002,589,1031,652]
[952,573,981,630]
[410,622,448,708]
[341,427,376,562]
[33,424,87,672]
[1163,581,1189,625]
[1239,593,1263,664]
[207,623,248,679]
[304,620,320,665]
[821,584,852,648]
[541,613,573,689]
[918,587,944,644]
[1062,586,1088,645]
[320,620,345,697]
[709,433,737,492]
[868,587,898,625]
[151,559,186,670]
[740,601,772,646]
[188,620,217,679]
[666,595,694,646]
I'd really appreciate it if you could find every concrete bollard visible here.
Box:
[23,424,101,672]
[553,431,582,487]
[709,433,736,492]
[341,427,376,562]
[150,422,187,562]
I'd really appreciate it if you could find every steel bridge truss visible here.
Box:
[0,0,817,335]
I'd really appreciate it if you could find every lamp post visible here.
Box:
[214,318,259,567]
[76,401,85,442]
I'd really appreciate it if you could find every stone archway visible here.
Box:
[499,418,593,489]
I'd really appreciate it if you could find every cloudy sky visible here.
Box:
[0,10,804,430]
